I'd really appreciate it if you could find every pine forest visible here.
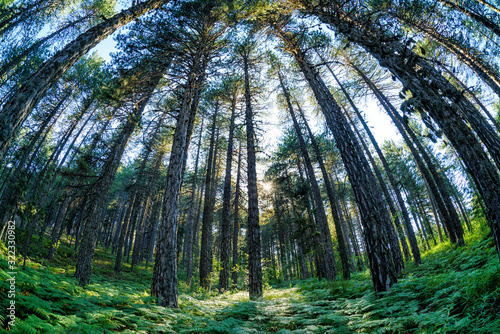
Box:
[1,0,500,332]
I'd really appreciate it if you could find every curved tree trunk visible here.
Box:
[329,61,420,264]
[114,107,162,275]
[0,15,89,79]
[440,65,500,133]
[347,111,406,272]
[397,110,465,245]
[131,151,164,269]
[0,88,72,222]
[273,194,289,281]
[0,0,65,37]
[321,57,412,266]
[476,0,500,15]
[75,71,161,285]
[47,193,72,260]
[114,193,137,273]
[394,12,500,99]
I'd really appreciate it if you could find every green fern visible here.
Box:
[10,322,38,334]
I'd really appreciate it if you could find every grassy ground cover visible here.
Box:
[1,227,499,333]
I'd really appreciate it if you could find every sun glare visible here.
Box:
[262,182,273,192]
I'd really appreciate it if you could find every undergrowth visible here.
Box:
[1,227,499,333]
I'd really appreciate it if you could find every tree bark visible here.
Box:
[151,55,203,307]
[181,117,204,285]
[330,62,422,264]
[0,15,89,79]
[242,51,263,299]
[347,112,406,272]
[399,113,465,245]
[199,104,219,289]
[274,194,289,281]
[476,0,500,15]
[440,65,500,133]
[114,193,136,273]
[131,150,164,269]
[0,88,72,222]
[231,143,242,289]
[392,9,500,98]
[218,90,237,292]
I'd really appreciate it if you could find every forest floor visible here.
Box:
[1,227,500,333]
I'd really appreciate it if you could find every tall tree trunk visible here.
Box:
[109,193,128,252]
[295,158,324,279]
[219,92,237,292]
[399,112,465,245]
[189,172,205,285]
[208,129,221,273]
[320,56,408,267]
[145,195,161,267]
[295,101,351,279]
[231,143,242,289]
[347,112,406,272]
[75,72,161,284]
[327,61,422,264]
[274,194,289,281]
[181,117,204,283]
[114,116,161,274]
[181,69,207,179]
[349,118,410,265]
[114,193,136,273]
[131,151,163,269]
[277,69,337,280]
[242,52,263,299]
[276,28,396,292]
[0,87,71,206]
[47,192,72,260]
[151,55,204,307]
[351,63,463,245]
[199,105,219,289]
